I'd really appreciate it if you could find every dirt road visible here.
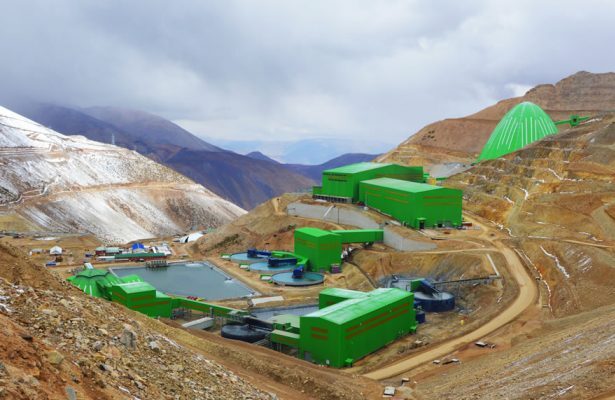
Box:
[364,217,538,380]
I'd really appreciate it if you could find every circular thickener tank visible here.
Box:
[221,324,267,343]
[271,272,325,286]
[414,291,455,312]
[249,262,294,273]
[229,252,265,265]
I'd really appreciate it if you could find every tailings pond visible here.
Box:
[111,261,257,301]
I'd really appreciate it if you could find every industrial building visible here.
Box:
[68,266,246,319]
[313,162,424,203]
[294,227,383,272]
[271,288,417,368]
[477,101,558,162]
[311,161,463,229]
[359,178,462,229]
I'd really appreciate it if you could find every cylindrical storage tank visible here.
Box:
[414,291,455,312]
[221,324,267,343]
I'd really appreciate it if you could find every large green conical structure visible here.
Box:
[477,101,558,162]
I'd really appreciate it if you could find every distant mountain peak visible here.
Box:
[245,151,279,163]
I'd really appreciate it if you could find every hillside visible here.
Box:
[409,114,615,398]
[0,106,244,242]
[164,150,315,209]
[380,71,615,167]
[17,103,315,209]
[83,106,222,152]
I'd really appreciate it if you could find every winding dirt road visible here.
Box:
[364,217,538,380]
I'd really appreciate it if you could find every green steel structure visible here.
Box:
[67,269,123,298]
[477,101,558,162]
[313,162,424,202]
[108,280,174,318]
[359,178,462,229]
[270,288,416,368]
[294,228,341,272]
[293,228,384,272]
[68,268,247,319]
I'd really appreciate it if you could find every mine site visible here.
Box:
[1,3,615,400]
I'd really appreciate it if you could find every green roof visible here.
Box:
[114,281,156,294]
[67,269,122,298]
[477,101,558,162]
[360,177,444,193]
[118,274,144,283]
[319,287,368,300]
[305,288,411,325]
[295,227,338,238]
[324,162,391,175]
[271,314,300,327]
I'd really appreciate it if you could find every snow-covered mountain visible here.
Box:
[0,106,245,242]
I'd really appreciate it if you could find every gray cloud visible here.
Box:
[1,0,614,143]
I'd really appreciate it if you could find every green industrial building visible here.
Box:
[294,227,384,272]
[271,288,417,368]
[313,162,424,203]
[68,268,247,319]
[359,178,462,229]
[477,101,559,162]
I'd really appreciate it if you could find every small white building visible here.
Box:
[49,246,63,255]
[179,231,204,243]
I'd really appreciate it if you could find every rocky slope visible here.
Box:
[412,115,615,399]
[0,242,272,400]
[0,106,244,242]
[446,116,615,316]
[380,71,615,167]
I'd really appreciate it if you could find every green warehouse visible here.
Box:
[296,288,416,367]
[294,227,384,272]
[313,162,424,203]
[359,178,462,229]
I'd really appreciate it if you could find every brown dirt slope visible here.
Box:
[380,71,615,166]
[416,302,615,400]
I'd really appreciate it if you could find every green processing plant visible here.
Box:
[359,178,462,229]
[311,162,463,229]
[68,265,247,319]
[270,287,417,367]
[294,227,383,272]
[312,162,425,203]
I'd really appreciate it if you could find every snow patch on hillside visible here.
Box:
[0,106,245,241]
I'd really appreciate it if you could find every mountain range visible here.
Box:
[13,103,378,209]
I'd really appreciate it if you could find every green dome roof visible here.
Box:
[477,101,558,162]
[67,269,122,298]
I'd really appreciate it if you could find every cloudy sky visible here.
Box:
[1,0,614,145]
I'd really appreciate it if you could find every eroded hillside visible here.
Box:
[0,106,245,242]
[447,116,615,316]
